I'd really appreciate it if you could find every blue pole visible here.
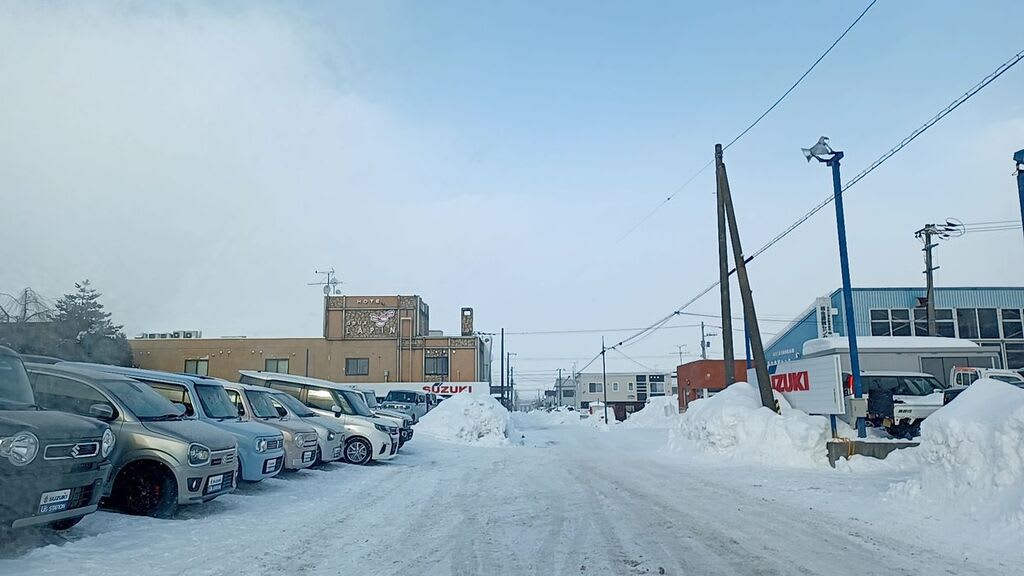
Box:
[1015,149,1024,247]
[829,152,866,438]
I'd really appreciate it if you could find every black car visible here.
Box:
[0,346,114,531]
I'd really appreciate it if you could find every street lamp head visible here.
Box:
[801,136,834,163]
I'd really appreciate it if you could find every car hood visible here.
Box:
[141,418,237,451]
[210,418,283,440]
[896,392,945,406]
[251,417,316,436]
[0,410,108,441]
[305,415,345,433]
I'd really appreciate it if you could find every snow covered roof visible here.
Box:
[802,336,981,356]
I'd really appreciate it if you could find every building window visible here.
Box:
[978,308,1000,339]
[612,382,619,392]
[580,401,590,409]
[650,382,666,394]
[1001,309,1023,339]
[635,375,647,382]
[184,359,208,376]
[588,382,602,393]
[561,389,575,397]
[910,308,956,337]
[628,382,634,391]
[1005,343,1024,369]
[870,309,891,336]
[872,309,914,337]
[425,357,449,376]
[956,309,979,340]
[264,358,289,374]
[345,358,369,376]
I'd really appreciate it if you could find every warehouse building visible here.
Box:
[130,295,492,384]
[765,287,1024,369]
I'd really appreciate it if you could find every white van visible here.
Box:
[238,371,398,465]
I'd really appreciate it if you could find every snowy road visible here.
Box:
[2,419,1020,576]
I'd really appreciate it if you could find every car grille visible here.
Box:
[44,441,100,461]
[265,438,283,450]
[302,435,318,448]
[210,449,236,466]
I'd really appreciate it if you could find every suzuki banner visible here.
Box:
[746,356,844,415]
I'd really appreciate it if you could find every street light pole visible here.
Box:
[805,138,865,438]
[1015,149,1024,247]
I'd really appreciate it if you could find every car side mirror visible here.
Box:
[89,403,115,420]
[173,403,188,416]
[275,406,287,418]
[331,404,342,417]
[237,405,245,417]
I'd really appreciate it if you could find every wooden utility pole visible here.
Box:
[715,145,736,385]
[499,328,505,407]
[716,144,776,412]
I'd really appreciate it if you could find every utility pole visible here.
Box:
[717,143,776,412]
[676,345,686,366]
[915,224,939,336]
[499,328,505,407]
[557,368,563,406]
[601,337,609,424]
[715,145,735,385]
[700,322,707,360]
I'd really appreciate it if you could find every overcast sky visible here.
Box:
[1,1,1022,391]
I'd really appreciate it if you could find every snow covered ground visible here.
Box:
[2,404,1021,575]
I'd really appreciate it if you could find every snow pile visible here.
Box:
[416,393,515,446]
[670,382,830,467]
[621,395,680,429]
[889,379,1024,524]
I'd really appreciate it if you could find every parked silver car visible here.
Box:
[265,391,346,464]
[27,364,237,517]
[220,381,321,470]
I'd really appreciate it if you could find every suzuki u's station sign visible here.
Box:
[746,356,844,415]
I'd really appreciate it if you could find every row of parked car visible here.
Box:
[0,346,437,531]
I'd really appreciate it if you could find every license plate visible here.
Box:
[332,446,342,459]
[207,474,224,493]
[263,458,278,473]
[301,450,315,463]
[39,489,71,514]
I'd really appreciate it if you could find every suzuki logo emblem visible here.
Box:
[70,444,81,457]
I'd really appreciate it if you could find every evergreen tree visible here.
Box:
[52,280,133,365]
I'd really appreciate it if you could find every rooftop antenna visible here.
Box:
[308,268,342,295]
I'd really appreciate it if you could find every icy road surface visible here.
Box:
[2,419,1020,576]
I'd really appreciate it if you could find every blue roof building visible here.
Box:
[764,287,1024,369]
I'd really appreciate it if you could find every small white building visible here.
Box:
[567,371,675,420]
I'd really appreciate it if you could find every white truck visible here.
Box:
[949,366,1024,387]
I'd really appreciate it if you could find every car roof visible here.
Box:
[860,371,937,377]
[26,362,141,385]
[60,363,235,387]
[0,345,20,357]
[239,370,352,391]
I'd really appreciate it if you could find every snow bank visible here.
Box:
[416,394,515,446]
[670,382,830,467]
[621,395,680,429]
[889,379,1024,524]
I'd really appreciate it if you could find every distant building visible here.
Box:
[765,287,1024,369]
[571,371,675,421]
[675,360,748,409]
[130,296,492,384]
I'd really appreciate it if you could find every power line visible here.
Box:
[595,47,1024,362]
[620,0,878,240]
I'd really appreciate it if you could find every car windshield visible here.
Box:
[273,392,316,417]
[0,354,35,406]
[899,376,946,395]
[195,383,238,419]
[360,391,379,408]
[245,389,282,419]
[104,379,183,419]
[340,389,374,417]
[385,391,418,404]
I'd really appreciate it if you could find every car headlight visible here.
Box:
[187,443,211,466]
[101,429,116,458]
[293,434,304,448]
[0,431,39,467]
[255,438,268,453]
[374,423,388,433]
[327,431,337,441]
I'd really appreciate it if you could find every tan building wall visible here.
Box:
[130,295,490,384]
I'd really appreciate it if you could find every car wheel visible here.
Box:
[115,462,178,518]
[49,516,85,531]
[344,437,372,465]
